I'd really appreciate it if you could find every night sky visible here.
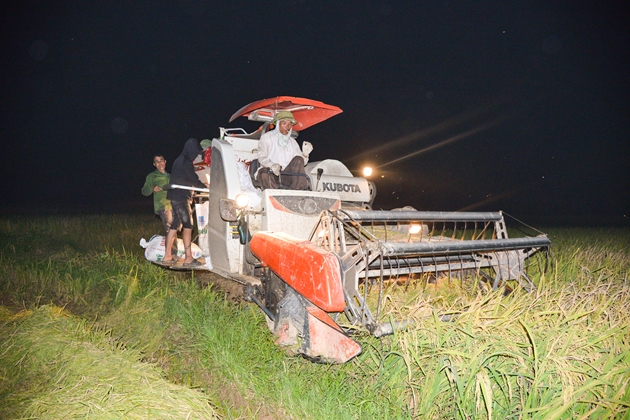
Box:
[1,1,628,223]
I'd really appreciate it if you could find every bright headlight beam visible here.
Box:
[378,117,505,169]
[235,194,249,208]
[409,224,422,234]
[345,102,512,165]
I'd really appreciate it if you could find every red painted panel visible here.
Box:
[250,232,345,312]
[305,305,362,363]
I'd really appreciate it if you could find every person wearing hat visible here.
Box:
[256,111,313,190]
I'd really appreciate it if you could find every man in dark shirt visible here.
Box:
[161,138,208,267]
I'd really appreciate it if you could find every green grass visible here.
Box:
[0,214,628,419]
[0,305,219,419]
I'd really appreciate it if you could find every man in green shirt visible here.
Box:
[142,155,172,236]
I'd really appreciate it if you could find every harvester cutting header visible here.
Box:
[155,96,551,363]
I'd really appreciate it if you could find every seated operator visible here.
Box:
[255,111,313,190]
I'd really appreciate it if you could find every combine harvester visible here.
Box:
[166,96,551,363]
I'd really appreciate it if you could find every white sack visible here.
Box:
[139,235,204,263]
[237,161,262,208]
[195,201,210,256]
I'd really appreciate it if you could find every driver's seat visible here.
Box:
[249,159,311,191]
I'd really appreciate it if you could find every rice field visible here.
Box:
[0,215,628,419]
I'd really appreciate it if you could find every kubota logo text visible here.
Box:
[322,182,361,193]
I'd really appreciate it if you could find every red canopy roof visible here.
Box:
[229,96,342,131]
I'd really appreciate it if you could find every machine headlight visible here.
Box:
[409,224,422,234]
[235,194,249,209]
[363,166,373,177]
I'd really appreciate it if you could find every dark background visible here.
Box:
[1,1,628,224]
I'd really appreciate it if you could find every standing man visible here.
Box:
[141,155,172,237]
[256,111,313,190]
[161,138,208,267]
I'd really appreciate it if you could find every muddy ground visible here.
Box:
[194,271,246,302]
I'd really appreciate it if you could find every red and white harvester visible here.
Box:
[165,96,551,363]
